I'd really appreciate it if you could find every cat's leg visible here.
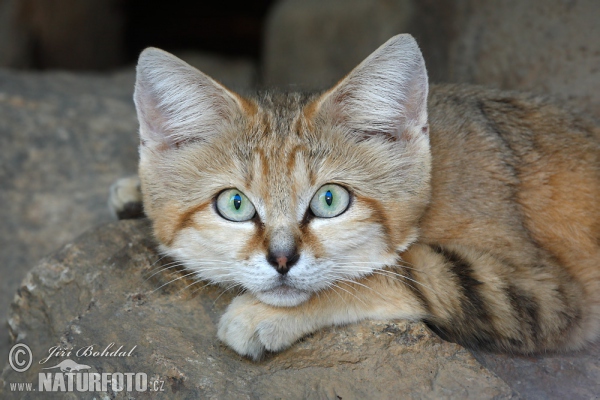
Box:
[218,242,587,360]
[108,175,145,219]
[217,260,429,360]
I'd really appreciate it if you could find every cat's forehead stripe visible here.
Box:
[257,148,270,181]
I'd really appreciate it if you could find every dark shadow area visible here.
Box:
[0,0,276,71]
[123,0,275,63]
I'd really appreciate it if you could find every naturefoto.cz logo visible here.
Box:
[7,343,165,393]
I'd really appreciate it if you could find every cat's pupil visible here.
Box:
[325,190,333,206]
[233,193,242,210]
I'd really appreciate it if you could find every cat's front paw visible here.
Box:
[217,294,301,361]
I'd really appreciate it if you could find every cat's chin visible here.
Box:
[255,285,311,307]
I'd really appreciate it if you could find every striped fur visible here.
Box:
[131,34,600,360]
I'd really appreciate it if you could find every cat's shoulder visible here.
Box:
[427,83,599,146]
[428,83,596,122]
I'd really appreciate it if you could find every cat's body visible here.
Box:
[403,84,600,352]
[111,34,600,360]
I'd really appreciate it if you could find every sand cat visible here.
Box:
[110,34,600,360]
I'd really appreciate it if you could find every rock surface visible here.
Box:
[446,0,600,119]
[0,0,125,70]
[263,0,600,118]
[263,0,417,90]
[174,52,257,92]
[0,220,514,399]
[473,344,600,400]
[0,69,140,366]
[0,58,256,370]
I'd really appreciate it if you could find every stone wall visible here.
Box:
[263,0,600,117]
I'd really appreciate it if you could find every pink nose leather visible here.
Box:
[276,256,288,268]
[267,249,300,275]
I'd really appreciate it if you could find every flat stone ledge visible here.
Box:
[0,220,513,399]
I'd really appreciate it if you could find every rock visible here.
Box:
[0,0,125,70]
[261,0,461,89]
[0,68,140,366]
[263,0,599,119]
[262,0,417,90]
[174,51,257,91]
[446,0,600,118]
[0,56,258,373]
[472,344,600,400]
[0,220,513,399]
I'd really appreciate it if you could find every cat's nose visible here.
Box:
[267,249,300,275]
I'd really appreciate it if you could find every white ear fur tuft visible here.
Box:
[316,34,429,140]
[134,48,242,149]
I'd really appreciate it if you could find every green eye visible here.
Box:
[309,184,350,218]
[216,189,256,222]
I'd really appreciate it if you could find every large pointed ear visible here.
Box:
[134,48,247,149]
[312,34,428,141]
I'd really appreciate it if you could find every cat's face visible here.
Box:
[135,35,431,307]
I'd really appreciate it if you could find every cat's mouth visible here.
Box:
[255,283,311,308]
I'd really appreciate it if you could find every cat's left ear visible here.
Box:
[311,34,429,141]
[134,48,250,150]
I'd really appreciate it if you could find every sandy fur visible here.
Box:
[130,34,600,359]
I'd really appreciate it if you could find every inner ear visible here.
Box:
[309,34,429,142]
[134,47,254,150]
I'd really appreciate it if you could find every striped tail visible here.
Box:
[401,243,584,353]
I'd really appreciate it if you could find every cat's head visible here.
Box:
[134,34,431,307]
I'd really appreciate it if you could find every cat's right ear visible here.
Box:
[134,48,247,150]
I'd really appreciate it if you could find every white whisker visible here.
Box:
[151,270,199,293]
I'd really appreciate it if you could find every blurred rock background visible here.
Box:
[0,0,599,397]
